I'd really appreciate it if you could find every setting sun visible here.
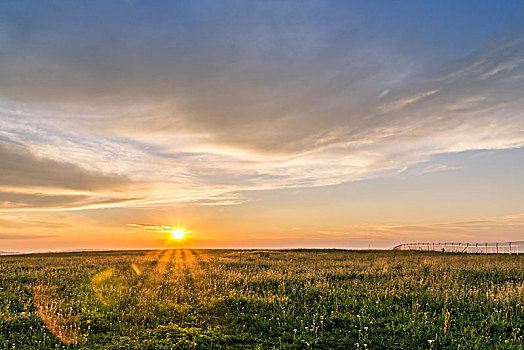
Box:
[169,228,189,240]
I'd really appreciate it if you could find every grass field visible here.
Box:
[0,249,523,349]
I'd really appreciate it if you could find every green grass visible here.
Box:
[0,249,523,349]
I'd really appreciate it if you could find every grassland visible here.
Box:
[0,249,523,349]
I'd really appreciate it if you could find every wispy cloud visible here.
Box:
[379,89,439,112]
[0,233,57,240]
[127,224,173,232]
[315,212,524,245]
[0,3,523,213]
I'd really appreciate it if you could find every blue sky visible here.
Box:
[1,1,523,250]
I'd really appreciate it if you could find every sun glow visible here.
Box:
[169,228,189,240]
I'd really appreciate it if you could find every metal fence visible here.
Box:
[393,241,524,255]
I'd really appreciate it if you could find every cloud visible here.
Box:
[318,213,524,245]
[127,224,171,232]
[0,190,141,211]
[0,2,523,211]
[379,89,439,112]
[0,140,144,210]
[0,233,57,240]
[392,214,524,242]
[0,141,131,191]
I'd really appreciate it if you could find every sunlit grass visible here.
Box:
[0,250,522,349]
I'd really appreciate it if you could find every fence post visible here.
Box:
[485,243,487,254]
[509,243,512,255]
[496,243,499,254]
[476,243,478,254]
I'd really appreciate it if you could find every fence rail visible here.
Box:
[393,241,524,255]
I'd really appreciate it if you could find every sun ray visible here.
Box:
[173,248,183,272]
[182,249,201,278]
[154,249,174,276]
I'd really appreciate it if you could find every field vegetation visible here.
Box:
[0,249,523,349]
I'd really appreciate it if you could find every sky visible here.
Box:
[1,1,524,251]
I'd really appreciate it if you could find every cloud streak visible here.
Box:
[316,213,524,246]
[0,233,57,240]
